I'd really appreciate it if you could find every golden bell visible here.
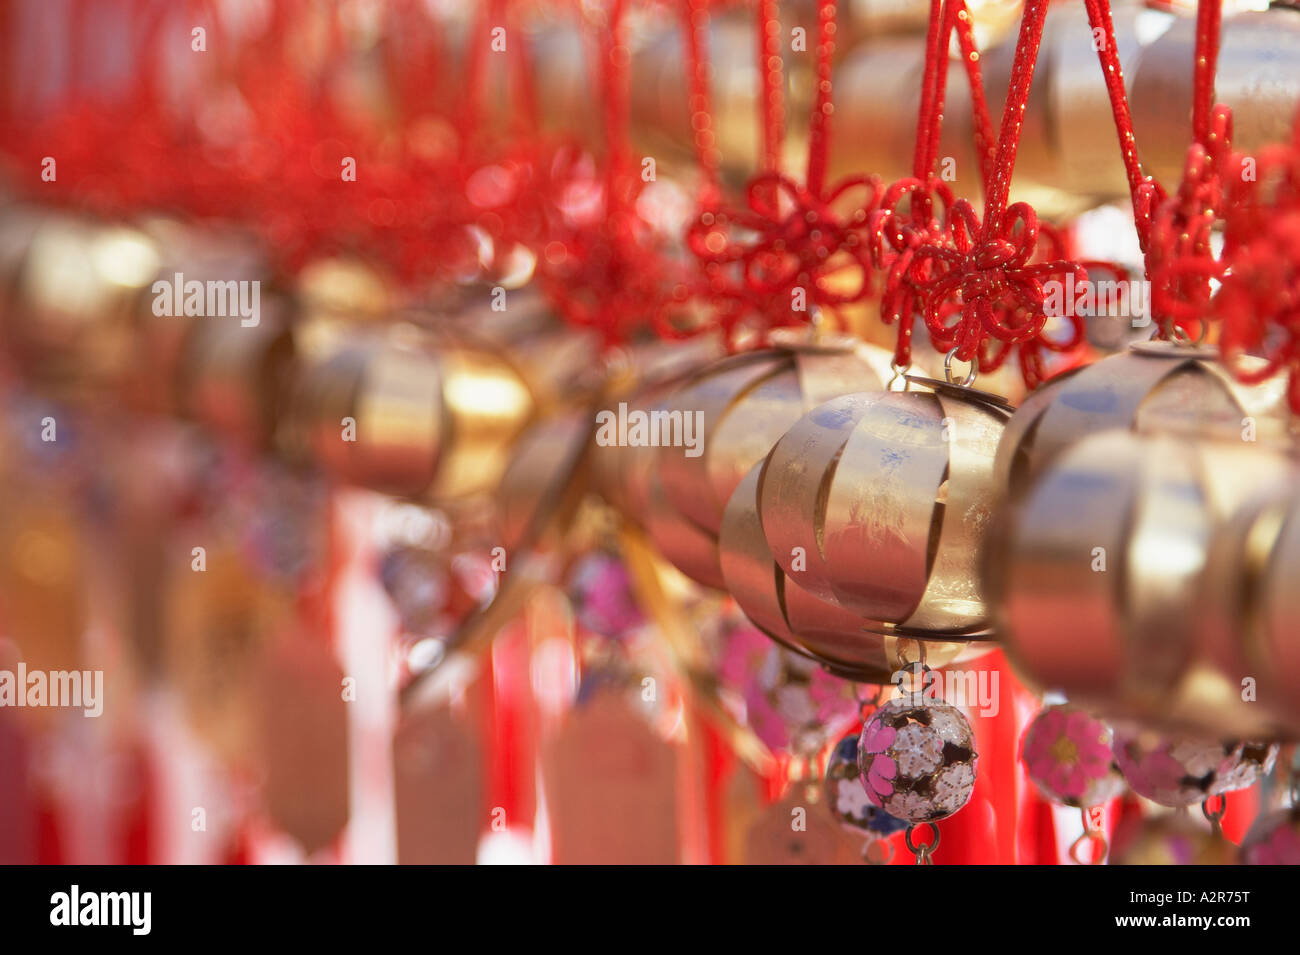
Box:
[719,462,968,682]
[994,341,1294,498]
[759,382,1010,637]
[1201,481,1300,736]
[2,211,159,399]
[624,334,898,590]
[989,429,1296,739]
[280,325,533,500]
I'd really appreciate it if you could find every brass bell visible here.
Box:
[280,325,533,500]
[759,382,1011,638]
[629,333,898,590]
[719,462,968,682]
[989,429,1296,739]
[2,211,160,399]
[496,410,593,553]
[994,341,1293,498]
[1201,481,1300,736]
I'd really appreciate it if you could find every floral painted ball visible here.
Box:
[1240,807,1300,865]
[825,732,908,836]
[857,694,978,823]
[713,623,859,754]
[1020,706,1125,808]
[1112,730,1278,808]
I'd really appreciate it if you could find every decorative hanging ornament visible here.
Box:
[857,691,978,824]
[826,731,909,844]
[682,0,882,342]
[711,623,860,756]
[1111,728,1278,808]
[567,551,645,641]
[281,327,534,500]
[1214,102,1300,414]
[993,341,1293,498]
[719,458,973,683]
[1020,705,1124,809]
[759,381,1011,639]
[604,333,899,590]
[873,0,1093,391]
[1202,483,1300,736]
[989,429,1296,740]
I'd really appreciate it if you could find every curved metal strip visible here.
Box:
[821,391,947,620]
[899,393,1008,634]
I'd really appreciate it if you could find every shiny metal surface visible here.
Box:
[993,342,1295,499]
[280,329,533,499]
[993,429,1298,738]
[761,386,1009,635]
[719,461,966,681]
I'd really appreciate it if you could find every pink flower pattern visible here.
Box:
[1020,706,1123,808]
[859,722,898,800]
[856,697,977,823]
[1112,730,1278,808]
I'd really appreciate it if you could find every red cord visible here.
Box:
[757,0,784,174]
[953,1,996,195]
[805,0,837,198]
[684,0,721,204]
[912,0,949,183]
[1083,0,1159,250]
[1192,0,1222,148]
[875,0,1089,384]
[979,0,1049,241]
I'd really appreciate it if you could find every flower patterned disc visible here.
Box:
[1020,705,1125,809]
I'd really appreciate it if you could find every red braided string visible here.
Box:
[684,0,721,204]
[1083,0,1159,251]
[912,0,950,183]
[757,0,784,173]
[979,0,1049,240]
[875,0,1089,384]
[953,1,996,195]
[603,0,632,206]
[1192,0,1222,148]
[805,0,837,197]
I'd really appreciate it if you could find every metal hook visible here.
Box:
[888,361,911,392]
[944,348,977,387]
[905,822,941,864]
[1069,807,1109,865]
[1202,794,1227,834]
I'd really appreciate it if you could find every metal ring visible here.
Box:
[943,348,977,387]
[1069,829,1109,865]
[905,822,941,858]
[1157,317,1210,347]
[861,837,895,865]
[893,638,929,674]
[888,361,911,392]
[1202,794,1227,825]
